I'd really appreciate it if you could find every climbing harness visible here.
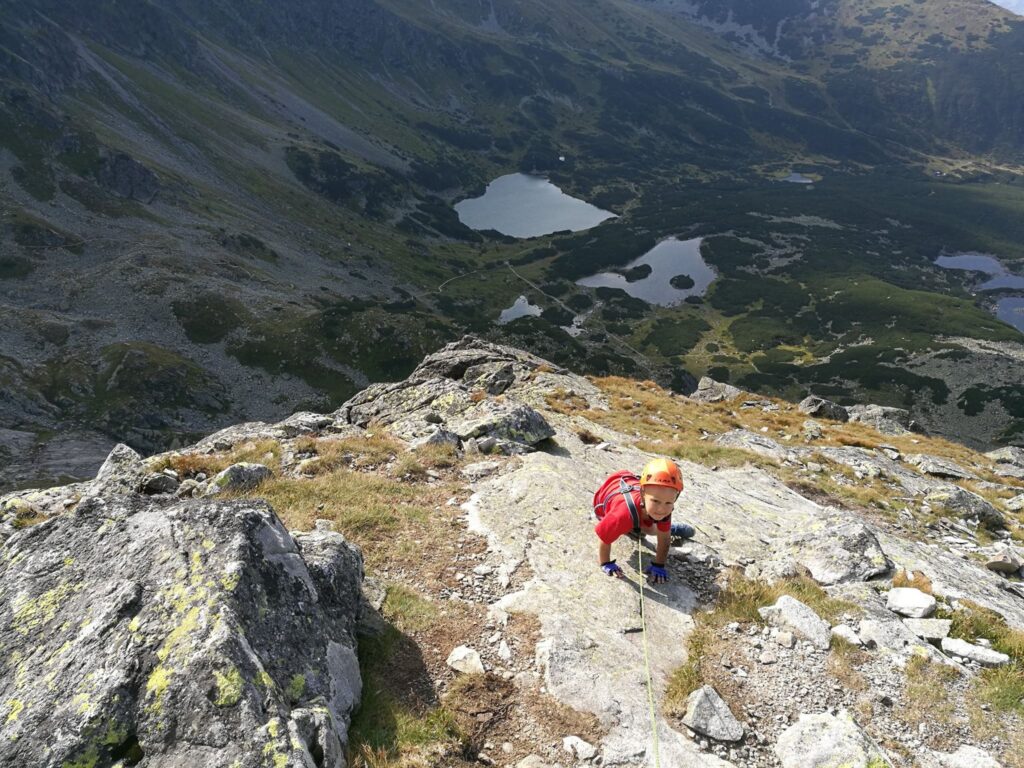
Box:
[635,535,663,768]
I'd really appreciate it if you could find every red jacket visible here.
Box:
[593,471,671,545]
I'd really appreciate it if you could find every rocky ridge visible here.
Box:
[2,338,1024,767]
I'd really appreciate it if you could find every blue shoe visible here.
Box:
[670,523,695,541]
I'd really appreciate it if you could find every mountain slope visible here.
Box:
[2,0,1024,489]
[3,338,1024,766]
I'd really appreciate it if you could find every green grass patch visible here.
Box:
[348,625,462,766]
[383,584,438,634]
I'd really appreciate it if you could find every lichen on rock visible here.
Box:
[0,495,363,767]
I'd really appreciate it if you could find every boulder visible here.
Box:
[924,487,1005,530]
[412,336,563,382]
[908,454,977,480]
[984,547,1024,575]
[92,443,146,494]
[680,685,744,742]
[831,625,863,646]
[1006,494,1024,512]
[758,596,831,650]
[715,429,793,462]
[802,420,824,441]
[846,404,914,436]
[279,411,333,438]
[0,495,363,768]
[920,745,1003,768]
[903,618,952,642]
[774,710,887,768]
[447,645,485,675]
[798,396,849,422]
[337,339,557,454]
[858,618,933,654]
[461,461,501,481]
[941,638,1010,667]
[446,400,554,449]
[562,735,598,760]
[407,427,461,451]
[203,462,273,496]
[985,446,1024,467]
[139,472,180,495]
[886,587,936,618]
[778,522,891,586]
[464,362,516,395]
[689,376,742,403]
[992,463,1024,480]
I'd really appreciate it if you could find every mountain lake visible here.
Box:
[781,172,815,184]
[575,237,715,306]
[935,252,1024,333]
[455,173,616,238]
[934,252,1024,291]
[497,295,543,324]
[996,297,1024,333]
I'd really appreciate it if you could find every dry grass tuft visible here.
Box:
[827,637,869,692]
[892,569,933,594]
[304,435,403,475]
[412,443,460,470]
[902,654,961,729]
[576,428,602,445]
[545,388,590,414]
[148,438,282,478]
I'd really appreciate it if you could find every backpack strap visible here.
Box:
[619,477,642,533]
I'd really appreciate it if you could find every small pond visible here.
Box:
[934,252,1024,291]
[780,172,814,184]
[575,237,715,306]
[497,295,542,325]
[455,173,616,238]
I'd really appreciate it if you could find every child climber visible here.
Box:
[593,458,694,584]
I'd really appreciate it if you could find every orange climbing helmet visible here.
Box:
[639,457,684,492]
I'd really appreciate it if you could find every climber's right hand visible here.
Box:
[601,560,624,578]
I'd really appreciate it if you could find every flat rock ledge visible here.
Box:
[0,495,364,768]
[941,638,1011,667]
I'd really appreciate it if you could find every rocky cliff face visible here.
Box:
[0,494,364,768]
[3,338,1023,767]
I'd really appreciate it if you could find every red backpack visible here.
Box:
[593,470,643,531]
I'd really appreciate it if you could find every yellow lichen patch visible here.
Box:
[145,665,171,710]
[71,693,92,716]
[213,667,244,708]
[4,699,24,724]
[13,582,79,635]
[127,616,141,634]
[156,606,202,663]
[202,539,216,551]
[257,670,275,689]
[220,569,241,592]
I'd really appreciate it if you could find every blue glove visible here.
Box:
[601,560,624,578]
[644,563,669,584]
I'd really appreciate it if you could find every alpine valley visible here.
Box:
[4,0,1024,489]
